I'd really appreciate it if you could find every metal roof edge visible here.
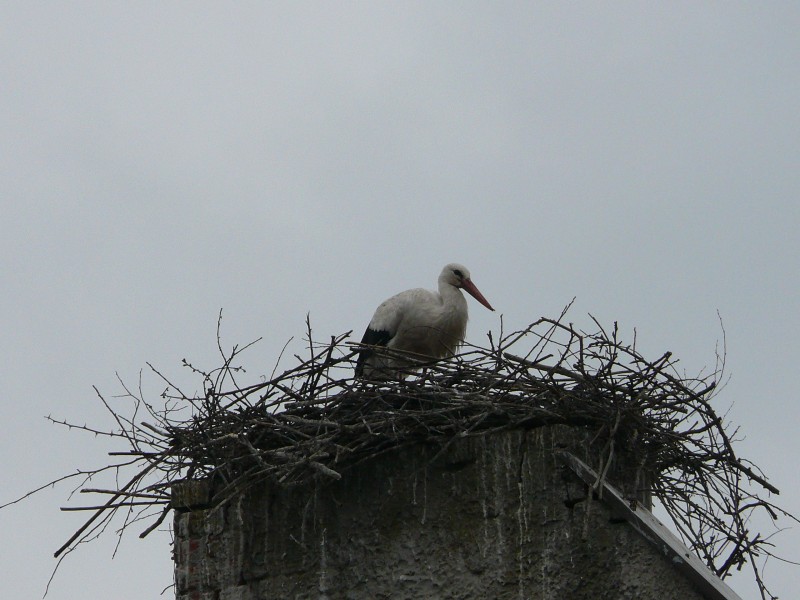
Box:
[556,450,744,600]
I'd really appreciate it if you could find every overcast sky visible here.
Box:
[2,3,798,599]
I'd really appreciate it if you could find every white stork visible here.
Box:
[355,263,494,378]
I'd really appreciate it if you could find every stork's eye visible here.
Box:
[453,269,464,279]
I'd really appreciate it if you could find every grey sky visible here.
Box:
[2,4,798,598]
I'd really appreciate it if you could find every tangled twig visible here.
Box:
[6,308,795,600]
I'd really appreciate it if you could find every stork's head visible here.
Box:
[441,263,495,311]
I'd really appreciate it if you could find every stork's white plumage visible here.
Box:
[355,263,494,378]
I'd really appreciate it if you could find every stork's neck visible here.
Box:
[438,278,468,313]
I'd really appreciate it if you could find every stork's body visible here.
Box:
[355,263,494,378]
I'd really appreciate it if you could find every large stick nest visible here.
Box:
[31,308,796,599]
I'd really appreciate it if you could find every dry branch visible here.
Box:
[11,310,795,600]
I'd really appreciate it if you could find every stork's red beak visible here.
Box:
[462,279,495,311]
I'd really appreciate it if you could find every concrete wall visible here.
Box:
[173,426,706,600]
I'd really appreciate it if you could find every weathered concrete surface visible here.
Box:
[174,426,707,600]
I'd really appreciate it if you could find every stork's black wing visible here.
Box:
[355,327,392,377]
